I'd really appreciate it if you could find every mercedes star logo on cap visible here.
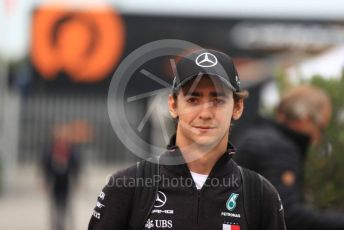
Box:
[195,52,218,67]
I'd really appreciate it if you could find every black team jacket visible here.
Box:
[88,135,286,230]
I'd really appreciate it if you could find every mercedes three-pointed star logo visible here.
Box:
[195,52,218,67]
[154,191,167,208]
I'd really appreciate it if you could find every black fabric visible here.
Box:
[88,134,286,230]
[172,49,241,92]
[129,159,161,230]
[234,117,344,230]
[238,165,286,230]
[87,166,137,230]
[238,165,262,230]
[130,161,265,230]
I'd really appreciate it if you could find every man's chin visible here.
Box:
[193,137,220,149]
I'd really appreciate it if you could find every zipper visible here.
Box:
[142,161,161,229]
[196,190,201,224]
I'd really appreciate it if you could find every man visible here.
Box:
[235,85,344,230]
[42,123,81,230]
[88,49,286,230]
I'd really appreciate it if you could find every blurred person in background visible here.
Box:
[42,120,93,230]
[234,85,344,230]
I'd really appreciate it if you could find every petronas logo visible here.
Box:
[226,193,239,211]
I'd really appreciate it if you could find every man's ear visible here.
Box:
[232,99,244,120]
[168,95,178,119]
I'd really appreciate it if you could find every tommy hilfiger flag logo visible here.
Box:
[223,223,240,230]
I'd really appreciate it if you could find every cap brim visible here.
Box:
[173,73,237,92]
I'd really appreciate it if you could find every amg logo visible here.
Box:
[152,209,174,214]
[221,212,241,218]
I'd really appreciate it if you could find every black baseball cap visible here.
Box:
[172,49,241,93]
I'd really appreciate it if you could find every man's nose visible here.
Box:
[198,102,214,120]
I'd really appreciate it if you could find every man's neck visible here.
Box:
[176,133,228,175]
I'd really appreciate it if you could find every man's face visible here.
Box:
[305,106,331,144]
[168,76,243,148]
[284,105,331,145]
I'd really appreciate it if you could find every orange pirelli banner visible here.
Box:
[31,6,125,83]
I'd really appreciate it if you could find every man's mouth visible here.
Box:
[192,126,216,131]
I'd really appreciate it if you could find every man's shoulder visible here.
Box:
[101,164,138,191]
[107,159,159,185]
[240,166,277,192]
[260,174,280,196]
[241,167,281,207]
[110,164,137,179]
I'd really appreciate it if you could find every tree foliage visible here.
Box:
[304,74,344,211]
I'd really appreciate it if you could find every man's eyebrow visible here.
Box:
[184,91,229,97]
[209,92,228,97]
[184,91,202,97]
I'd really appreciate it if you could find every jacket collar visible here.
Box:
[276,120,310,157]
[166,134,236,155]
[161,134,237,178]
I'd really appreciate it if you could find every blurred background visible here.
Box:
[1,0,344,229]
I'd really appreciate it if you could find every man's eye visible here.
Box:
[186,98,199,104]
[213,98,225,105]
